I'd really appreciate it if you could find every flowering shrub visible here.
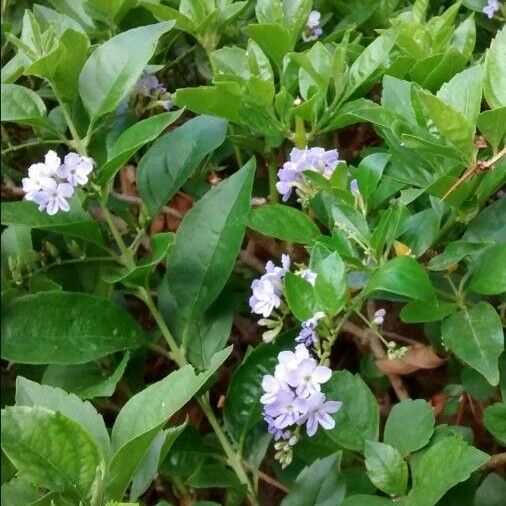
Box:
[1,1,505,505]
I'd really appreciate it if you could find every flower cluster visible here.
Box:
[261,344,341,466]
[302,10,323,42]
[249,254,318,342]
[295,312,325,346]
[276,147,343,202]
[483,0,501,18]
[135,73,172,111]
[22,151,93,215]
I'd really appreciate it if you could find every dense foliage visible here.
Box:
[1,0,505,505]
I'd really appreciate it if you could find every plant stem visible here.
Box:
[267,153,279,204]
[140,288,258,505]
[294,116,306,149]
[1,139,69,155]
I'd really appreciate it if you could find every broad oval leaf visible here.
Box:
[137,115,228,215]
[1,291,145,364]
[484,26,506,110]
[469,243,506,296]
[442,302,504,386]
[79,21,174,120]
[483,402,506,445]
[1,84,48,127]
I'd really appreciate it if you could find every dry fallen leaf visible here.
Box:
[376,345,445,375]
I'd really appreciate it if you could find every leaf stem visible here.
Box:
[1,139,69,155]
[267,153,279,204]
[140,287,259,505]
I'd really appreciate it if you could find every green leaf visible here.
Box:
[400,300,457,323]
[79,22,174,120]
[310,244,347,317]
[356,153,390,202]
[1,406,104,503]
[483,403,506,445]
[363,256,436,302]
[417,91,474,161]
[224,332,295,445]
[107,349,231,500]
[341,496,393,506]
[475,473,506,506]
[364,441,408,496]
[243,24,292,71]
[160,159,254,359]
[137,115,228,215]
[1,292,145,364]
[442,302,503,386]
[437,65,482,126]
[284,272,316,321]
[477,108,506,152]
[324,371,379,451]
[248,204,319,244]
[42,353,129,400]
[99,110,183,186]
[344,31,396,99]
[1,200,104,248]
[15,377,111,461]
[407,436,489,506]
[484,27,506,109]
[1,84,48,128]
[281,453,346,506]
[384,399,435,456]
[428,241,490,271]
[1,477,38,506]
[400,209,440,257]
[469,243,506,295]
[463,198,506,243]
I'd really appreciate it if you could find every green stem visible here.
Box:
[267,153,279,204]
[354,310,390,348]
[294,116,306,149]
[140,288,258,505]
[1,139,69,155]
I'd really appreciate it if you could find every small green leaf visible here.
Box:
[0,477,38,506]
[248,204,320,244]
[1,406,104,503]
[137,115,228,215]
[364,441,408,496]
[243,24,292,71]
[469,243,506,295]
[284,272,316,321]
[356,153,390,202]
[1,292,145,364]
[79,22,174,120]
[1,84,48,128]
[484,26,506,110]
[407,436,489,506]
[477,108,506,152]
[384,399,435,456]
[364,256,436,302]
[442,302,503,386]
[99,110,183,186]
[483,403,506,445]
[324,371,379,451]
[475,473,506,506]
[281,453,345,506]
[400,300,457,323]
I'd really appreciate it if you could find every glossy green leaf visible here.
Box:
[42,353,130,400]
[281,453,345,506]
[364,256,436,301]
[400,300,457,323]
[160,159,254,358]
[384,399,435,456]
[248,204,320,244]
[475,473,506,506]
[463,198,506,244]
[284,272,316,321]
[442,302,503,386]
[437,65,482,126]
[15,377,110,461]
[1,292,145,364]
[484,27,506,109]
[99,110,183,186]
[469,243,506,295]
[356,153,390,202]
[0,477,38,506]
[477,108,506,152]
[1,406,104,503]
[407,436,489,506]
[137,115,228,215]
[243,24,292,70]
[364,441,408,496]
[428,241,490,271]
[79,22,174,120]
[1,84,48,128]
[324,371,379,451]
[107,347,231,499]
[483,403,506,445]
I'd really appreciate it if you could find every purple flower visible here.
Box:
[260,374,285,405]
[33,179,74,216]
[264,389,308,429]
[299,392,342,437]
[302,11,323,42]
[136,74,163,96]
[299,268,317,286]
[483,0,500,18]
[286,359,332,398]
[57,153,93,187]
[295,313,324,346]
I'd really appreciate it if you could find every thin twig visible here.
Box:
[243,461,290,493]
